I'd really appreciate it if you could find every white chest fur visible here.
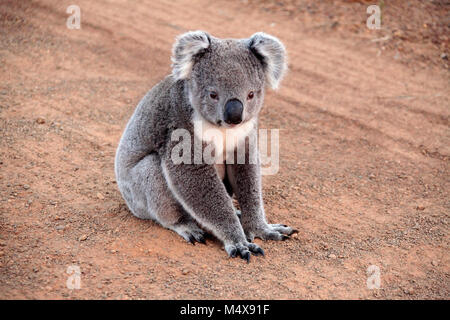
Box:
[192,111,255,179]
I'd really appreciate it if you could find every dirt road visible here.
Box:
[0,0,448,299]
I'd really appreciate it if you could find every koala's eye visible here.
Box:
[247,91,254,100]
[209,92,218,100]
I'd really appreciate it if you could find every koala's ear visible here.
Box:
[248,32,287,89]
[171,31,211,80]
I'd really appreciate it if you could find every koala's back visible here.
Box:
[114,76,192,219]
[115,76,189,173]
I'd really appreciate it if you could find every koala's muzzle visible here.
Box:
[224,99,243,125]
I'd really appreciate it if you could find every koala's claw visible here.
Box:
[247,223,298,241]
[184,232,206,245]
[197,236,206,244]
[269,224,297,235]
[186,234,206,245]
[240,250,251,263]
[228,247,238,258]
[173,222,206,245]
[225,241,264,262]
[251,246,265,256]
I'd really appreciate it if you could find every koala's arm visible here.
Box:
[227,142,297,241]
[161,145,263,259]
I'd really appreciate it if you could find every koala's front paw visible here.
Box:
[224,241,264,263]
[246,223,298,242]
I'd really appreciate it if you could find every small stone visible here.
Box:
[78,234,88,241]
[182,269,190,275]
[111,250,117,254]
[328,253,337,259]
[36,117,46,124]
[441,53,448,60]
[55,225,65,231]
[431,260,438,267]
[393,30,405,39]
[403,287,414,295]
[23,184,30,190]
[416,206,425,211]
[97,192,104,200]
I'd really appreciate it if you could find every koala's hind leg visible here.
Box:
[128,154,206,244]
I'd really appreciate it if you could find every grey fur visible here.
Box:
[115,31,295,261]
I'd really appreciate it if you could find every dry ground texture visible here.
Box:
[0,0,449,299]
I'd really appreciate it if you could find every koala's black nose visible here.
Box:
[224,99,243,125]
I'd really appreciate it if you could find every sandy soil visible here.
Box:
[0,0,448,299]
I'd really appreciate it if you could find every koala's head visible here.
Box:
[171,31,287,127]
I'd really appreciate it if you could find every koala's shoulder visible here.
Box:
[141,76,190,127]
[141,76,183,109]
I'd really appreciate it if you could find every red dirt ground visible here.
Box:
[0,0,448,299]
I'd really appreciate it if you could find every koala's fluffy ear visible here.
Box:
[171,31,211,80]
[248,32,287,89]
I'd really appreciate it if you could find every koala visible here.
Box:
[115,31,297,262]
